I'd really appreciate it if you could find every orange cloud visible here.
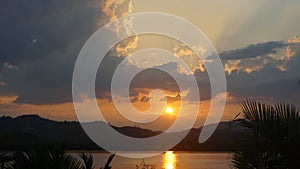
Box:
[99,0,138,57]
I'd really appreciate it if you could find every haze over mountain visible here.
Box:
[0,115,245,151]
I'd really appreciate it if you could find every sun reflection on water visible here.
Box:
[163,151,177,169]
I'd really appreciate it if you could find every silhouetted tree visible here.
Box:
[0,153,13,169]
[232,99,300,168]
[101,154,115,169]
[0,145,116,169]
[12,145,82,169]
[80,153,94,169]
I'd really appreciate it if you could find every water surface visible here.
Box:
[81,151,231,169]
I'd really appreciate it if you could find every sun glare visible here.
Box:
[163,151,177,169]
[165,107,173,114]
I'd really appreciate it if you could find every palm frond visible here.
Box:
[61,155,83,169]
[232,99,300,168]
[103,154,115,169]
[0,153,13,169]
[80,153,94,169]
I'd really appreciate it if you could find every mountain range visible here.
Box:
[0,115,246,151]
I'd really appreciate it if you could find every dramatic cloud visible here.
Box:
[0,0,105,104]
[0,0,137,104]
[220,41,287,60]
[288,36,300,43]
[223,38,300,106]
[100,0,138,57]
[0,0,101,66]
[1,0,300,126]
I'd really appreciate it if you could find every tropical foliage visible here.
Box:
[0,145,115,169]
[0,153,13,169]
[232,99,300,169]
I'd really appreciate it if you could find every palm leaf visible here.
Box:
[80,153,94,169]
[0,153,13,169]
[232,99,300,168]
[103,154,115,169]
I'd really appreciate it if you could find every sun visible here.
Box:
[165,107,174,114]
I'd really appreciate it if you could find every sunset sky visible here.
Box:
[1,0,300,130]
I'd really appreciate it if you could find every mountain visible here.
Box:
[0,115,246,151]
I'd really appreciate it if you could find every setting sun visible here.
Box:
[165,107,174,114]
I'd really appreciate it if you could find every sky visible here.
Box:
[0,0,300,130]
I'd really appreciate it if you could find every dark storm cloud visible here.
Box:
[226,63,300,105]
[96,61,183,101]
[0,0,103,104]
[129,66,179,93]
[0,0,299,106]
[95,53,124,101]
[224,42,300,105]
[220,41,287,60]
[192,40,300,105]
[127,62,212,102]
[0,0,101,66]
